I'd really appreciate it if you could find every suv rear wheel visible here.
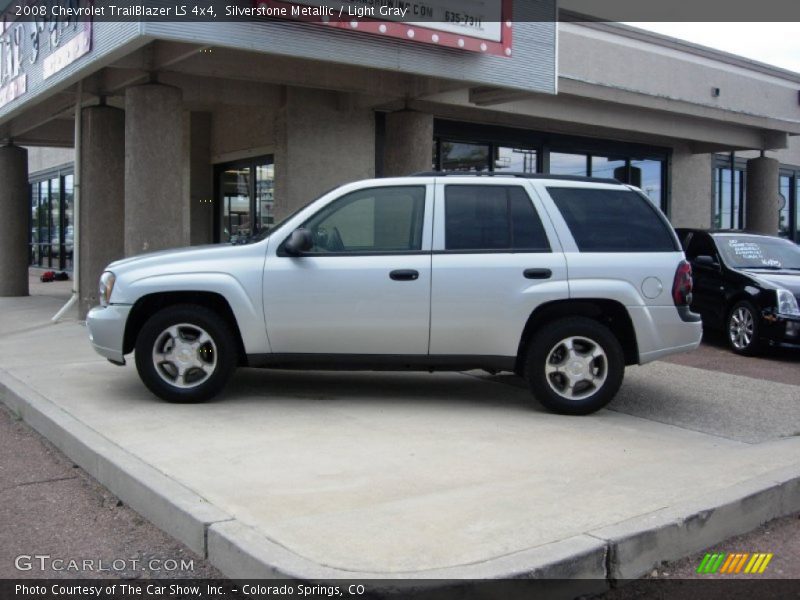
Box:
[134,304,238,403]
[525,317,624,415]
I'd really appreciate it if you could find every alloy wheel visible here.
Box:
[544,336,608,401]
[151,323,218,389]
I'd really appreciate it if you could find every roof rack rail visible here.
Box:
[410,171,621,184]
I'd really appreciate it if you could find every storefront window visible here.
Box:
[549,152,588,176]
[797,178,800,241]
[432,123,669,215]
[63,175,74,271]
[38,181,49,267]
[630,159,663,207]
[216,156,275,244]
[590,156,626,180]
[29,170,74,270]
[255,164,275,231]
[440,141,490,172]
[714,161,745,230]
[495,147,537,173]
[779,174,791,237]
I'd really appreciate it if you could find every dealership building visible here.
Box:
[1,1,799,316]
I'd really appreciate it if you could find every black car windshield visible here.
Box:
[715,235,800,270]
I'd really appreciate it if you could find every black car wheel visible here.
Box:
[525,317,625,415]
[135,304,238,403]
[727,300,762,356]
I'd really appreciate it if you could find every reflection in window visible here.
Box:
[549,152,588,176]
[630,160,663,207]
[63,175,74,271]
[495,147,537,173]
[590,156,626,180]
[714,164,745,230]
[256,163,275,232]
[218,157,275,244]
[221,167,251,244]
[440,141,490,171]
[797,178,800,241]
[779,175,791,237]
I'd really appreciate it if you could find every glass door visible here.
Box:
[215,156,274,243]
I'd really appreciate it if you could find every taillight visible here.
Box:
[672,260,693,306]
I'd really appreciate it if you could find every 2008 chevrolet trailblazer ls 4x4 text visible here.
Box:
[87,173,702,415]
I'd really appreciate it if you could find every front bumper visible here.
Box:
[760,312,800,347]
[86,304,132,364]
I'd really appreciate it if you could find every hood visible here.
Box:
[108,244,240,272]
[742,269,800,297]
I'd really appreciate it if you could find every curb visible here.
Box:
[2,368,799,592]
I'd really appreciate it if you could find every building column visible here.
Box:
[0,144,29,297]
[79,105,125,318]
[745,156,780,235]
[185,111,214,246]
[383,110,434,177]
[124,84,187,256]
[274,87,375,219]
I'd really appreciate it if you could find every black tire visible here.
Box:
[134,304,238,403]
[525,317,625,415]
[726,300,762,356]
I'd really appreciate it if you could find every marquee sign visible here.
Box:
[257,0,514,56]
[0,3,93,110]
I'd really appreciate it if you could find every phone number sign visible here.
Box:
[258,0,514,57]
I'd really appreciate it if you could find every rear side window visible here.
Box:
[445,185,550,252]
[547,187,678,252]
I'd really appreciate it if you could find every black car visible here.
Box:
[676,229,800,355]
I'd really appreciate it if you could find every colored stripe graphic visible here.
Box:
[698,552,773,574]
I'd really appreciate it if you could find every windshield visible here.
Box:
[715,235,800,270]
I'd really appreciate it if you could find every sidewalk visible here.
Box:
[1,288,799,588]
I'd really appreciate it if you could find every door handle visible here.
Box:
[523,268,552,280]
[390,269,419,281]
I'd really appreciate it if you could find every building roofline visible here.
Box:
[560,12,800,85]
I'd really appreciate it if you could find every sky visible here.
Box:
[628,23,800,73]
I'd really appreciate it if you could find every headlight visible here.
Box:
[99,271,116,307]
[777,288,800,316]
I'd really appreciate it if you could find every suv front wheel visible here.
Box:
[525,317,625,415]
[134,304,238,403]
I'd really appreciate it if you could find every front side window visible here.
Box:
[548,187,677,252]
[302,186,426,253]
[444,185,550,252]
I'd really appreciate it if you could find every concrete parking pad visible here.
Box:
[1,295,799,582]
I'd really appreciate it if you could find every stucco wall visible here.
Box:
[558,23,800,126]
[670,145,713,229]
[274,87,375,219]
[26,146,74,175]
[738,135,800,167]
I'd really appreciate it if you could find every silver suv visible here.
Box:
[87,174,702,415]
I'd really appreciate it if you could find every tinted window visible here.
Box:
[685,233,717,260]
[445,185,550,252]
[302,186,425,253]
[547,187,677,252]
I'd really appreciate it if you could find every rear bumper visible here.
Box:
[629,305,703,364]
[86,304,131,364]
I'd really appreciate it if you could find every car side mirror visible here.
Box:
[693,255,719,269]
[284,228,313,256]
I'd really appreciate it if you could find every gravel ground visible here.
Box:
[0,404,223,580]
[661,329,800,387]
